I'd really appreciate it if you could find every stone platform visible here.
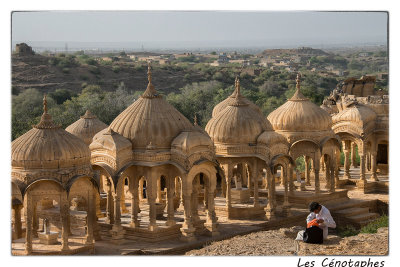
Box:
[12,236,94,255]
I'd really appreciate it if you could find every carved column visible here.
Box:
[130,177,140,228]
[224,164,233,218]
[32,204,38,238]
[265,168,276,219]
[253,167,259,207]
[288,164,294,193]
[205,190,219,236]
[24,195,33,255]
[314,157,321,194]
[180,191,195,241]
[191,176,201,225]
[147,175,157,231]
[344,148,351,179]
[330,162,336,193]
[138,178,144,201]
[156,177,162,203]
[371,153,378,181]
[305,156,311,185]
[85,189,94,245]
[111,193,123,232]
[166,177,176,226]
[280,165,285,186]
[13,203,23,239]
[360,154,366,181]
[351,142,358,168]
[106,180,114,224]
[61,194,69,252]
[282,165,290,216]
[325,156,331,190]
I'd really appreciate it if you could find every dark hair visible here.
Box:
[309,202,321,212]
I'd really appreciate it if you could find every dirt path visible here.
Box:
[185,227,388,256]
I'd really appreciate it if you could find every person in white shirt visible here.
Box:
[306,202,336,240]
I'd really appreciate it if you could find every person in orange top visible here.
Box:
[306,202,336,240]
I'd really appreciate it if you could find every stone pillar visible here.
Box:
[24,196,33,255]
[148,194,157,231]
[329,163,336,193]
[253,169,259,207]
[130,177,140,228]
[224,164,233,218]
[280,165,285,186]
[191,177,201,225]
[314,168,320,194]
[85,190,94,245]
[241,164,248,187]
[246,164,251,190]
[265,168,276,219]
[321,157,325,172]
[371,153,378,181]
[180,192,195,241]
[156,177,162,203]
[221,175,226,198]
[344,148,351,179]
[325,157,331,190]
[61,195,70,252]
[360,154,366,181]
[106,180,114,224]
[205,190,219,236]
[120,186,128,214]
[166,177,176,226]
[305,156,311,186]
[139,178,144,201]
[282,166,290,216]
[288,164,294,194]
[351,142,358,168]
[112,194,122,231]
[13,204,23,239]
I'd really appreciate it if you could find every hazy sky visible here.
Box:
[12,11,388,47]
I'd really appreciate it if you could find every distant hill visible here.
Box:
[11,53,205,95]
[258,47,330,57]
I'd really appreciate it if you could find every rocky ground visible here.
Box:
[185,226,388,256]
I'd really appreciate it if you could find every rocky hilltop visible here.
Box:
[11,53,204,95]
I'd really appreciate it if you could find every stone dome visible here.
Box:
[66,110,108,145]
[212,77,262,117]
[109,64,194,150]
[172,130,214,154]
[332,104,377,126]
[206,78,270,145]
[268,74,332,132]
[12,97,91,170]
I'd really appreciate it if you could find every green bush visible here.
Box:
[337,225,359,237]
[112,65,121,73]
[88,65,100,75]
[360,215,388,234]
[62,68,70,74]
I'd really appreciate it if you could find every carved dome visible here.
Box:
[109,64,194,150]
[206,78,271,145]
[212,79,262,117]
[268,74,332,132]
[172,130,214,154]
[66,110,108,145]
[91,127,132,153]
[332,104,377,126]
[12,97,91,170]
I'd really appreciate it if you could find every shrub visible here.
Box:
[62,68,70,74]
[336,225,359,237]
[112,65,121,73]
[88,65,100,75]
[360,215,388,234]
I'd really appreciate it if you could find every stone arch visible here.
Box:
[184,162,217,194]
[12,181,23,203]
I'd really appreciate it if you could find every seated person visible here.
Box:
[306,202,336,240]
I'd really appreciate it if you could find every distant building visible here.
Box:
[217,53,229,64]
[15,43,34,55]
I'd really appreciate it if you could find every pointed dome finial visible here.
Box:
[194,114,198,126]
[296,73,301,91]
[147,61,152,85]
[34,93,59,129]
[234,76,241,97]
[81,110,96,119]
[142,61,159,98]
[43,94,48,114]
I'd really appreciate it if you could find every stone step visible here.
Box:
[347,212,379,223]
[334,207,370,217]
[358,217,379,227]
